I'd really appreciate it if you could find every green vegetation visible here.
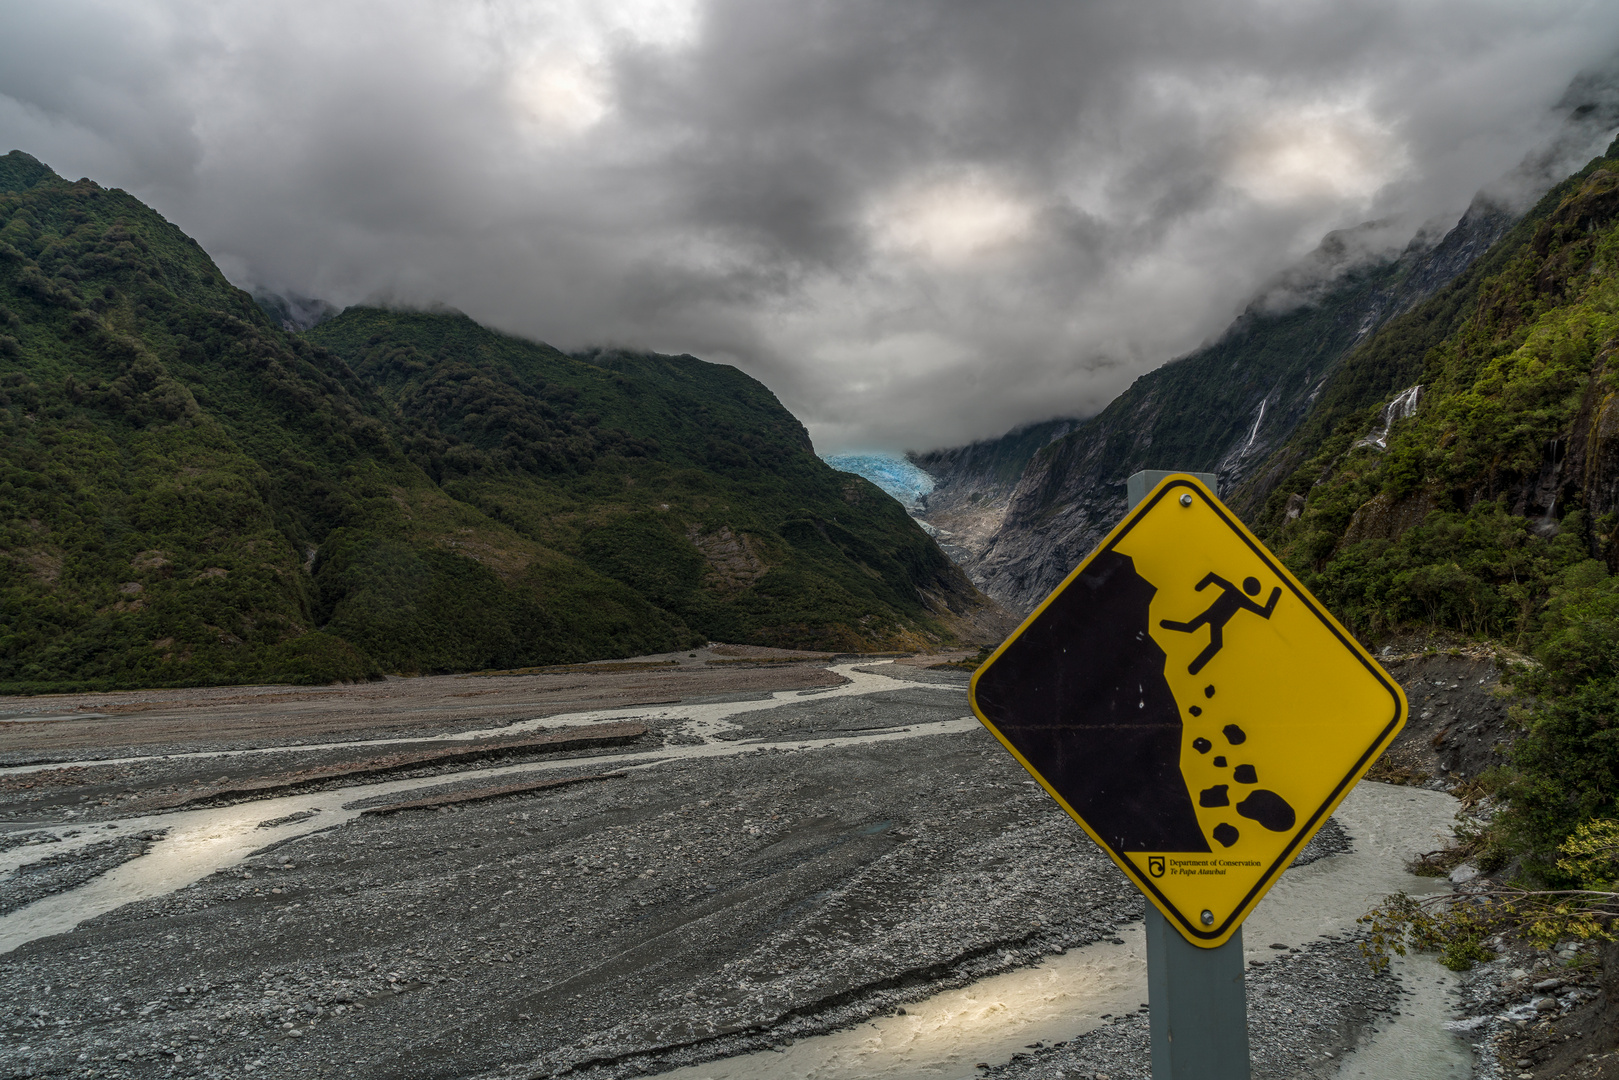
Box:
[1296,506,1591,644]
[305,309,985,653]
[1501,569,1619,870]
[1238,139,1619,912]
[0,151,987,693]
[1244,135,1619,554]
[1359,820,1619,972]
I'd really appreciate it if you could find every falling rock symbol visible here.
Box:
[1235,790,1295,831]
[1198,785,1230,808]
[1212,823,1239,847]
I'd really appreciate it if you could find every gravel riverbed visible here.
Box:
[0,654,1474,1080]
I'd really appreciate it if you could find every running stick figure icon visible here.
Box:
[1159,573,1282,674]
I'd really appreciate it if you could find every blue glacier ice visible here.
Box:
[822,453,936,509]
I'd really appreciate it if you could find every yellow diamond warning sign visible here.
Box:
[969,474,1406,947]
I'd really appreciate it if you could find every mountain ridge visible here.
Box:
[918,69,1619,614]
[927,194,1518,612]
[0,151,1006,693]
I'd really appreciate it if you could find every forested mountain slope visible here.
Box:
[1232,140,1619,535]
[306,309,1003,656]
[0,151,998,693]
[959,201,1517,612]
[1251,140,1619,875]
[1257,139,1619,644]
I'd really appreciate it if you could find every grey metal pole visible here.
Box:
[1145,909,1250,1079]
[1125,470,1250,1080]
[1126,469,1220,508]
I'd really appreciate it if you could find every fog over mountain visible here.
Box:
[4,0,1618,452]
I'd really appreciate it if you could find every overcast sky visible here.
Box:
[4,1,1619,453]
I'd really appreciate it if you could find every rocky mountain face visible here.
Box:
[0,151,1004,693]
[1256,143,1619,637]
[949,202,1517,612]
[932,79,1619,615]
[1233,137,1619,540]
[907,417,1078,569]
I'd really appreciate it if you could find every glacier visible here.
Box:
[822,453,937,509]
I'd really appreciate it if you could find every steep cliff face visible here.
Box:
[928,73,1619,615]
[908,417,1078,571]
[1236,134,1619,541]
[1262,151,1619,646]
[966,203,1518,612]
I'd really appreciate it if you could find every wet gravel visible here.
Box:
[0,734,664,825]
[0,728,1145,1080]
[0,658,1469,1080]
[1291,816,1350,868]
[1449,935,1619,1080]
[977,937,1401,1080]
[0,833,166,915]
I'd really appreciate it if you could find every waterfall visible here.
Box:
[1353,384,1422,452]
[1242,397,1268,452]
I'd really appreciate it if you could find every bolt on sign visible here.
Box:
[970,474,1406,947]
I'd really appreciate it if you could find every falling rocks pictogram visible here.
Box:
[1235,790,1295,831]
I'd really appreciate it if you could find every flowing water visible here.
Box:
[1333,955,1470,1080]
[0,663,974,954]
[652,781,1471,1080]
[0,663,1474,1076]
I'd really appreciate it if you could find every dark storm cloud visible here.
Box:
[3,0,1618,452]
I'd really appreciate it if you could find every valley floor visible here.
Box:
[0,650,1568,1080]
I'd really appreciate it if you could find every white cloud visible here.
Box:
[1223,100,1405,204]
[871,171,1036,264]
[1,0,1616,454]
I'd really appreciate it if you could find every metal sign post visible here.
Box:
[1146,906,1248,1079]
[969,469,1408,1080]
[1125,470,1218,512]
[1129,473,1248,1080]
